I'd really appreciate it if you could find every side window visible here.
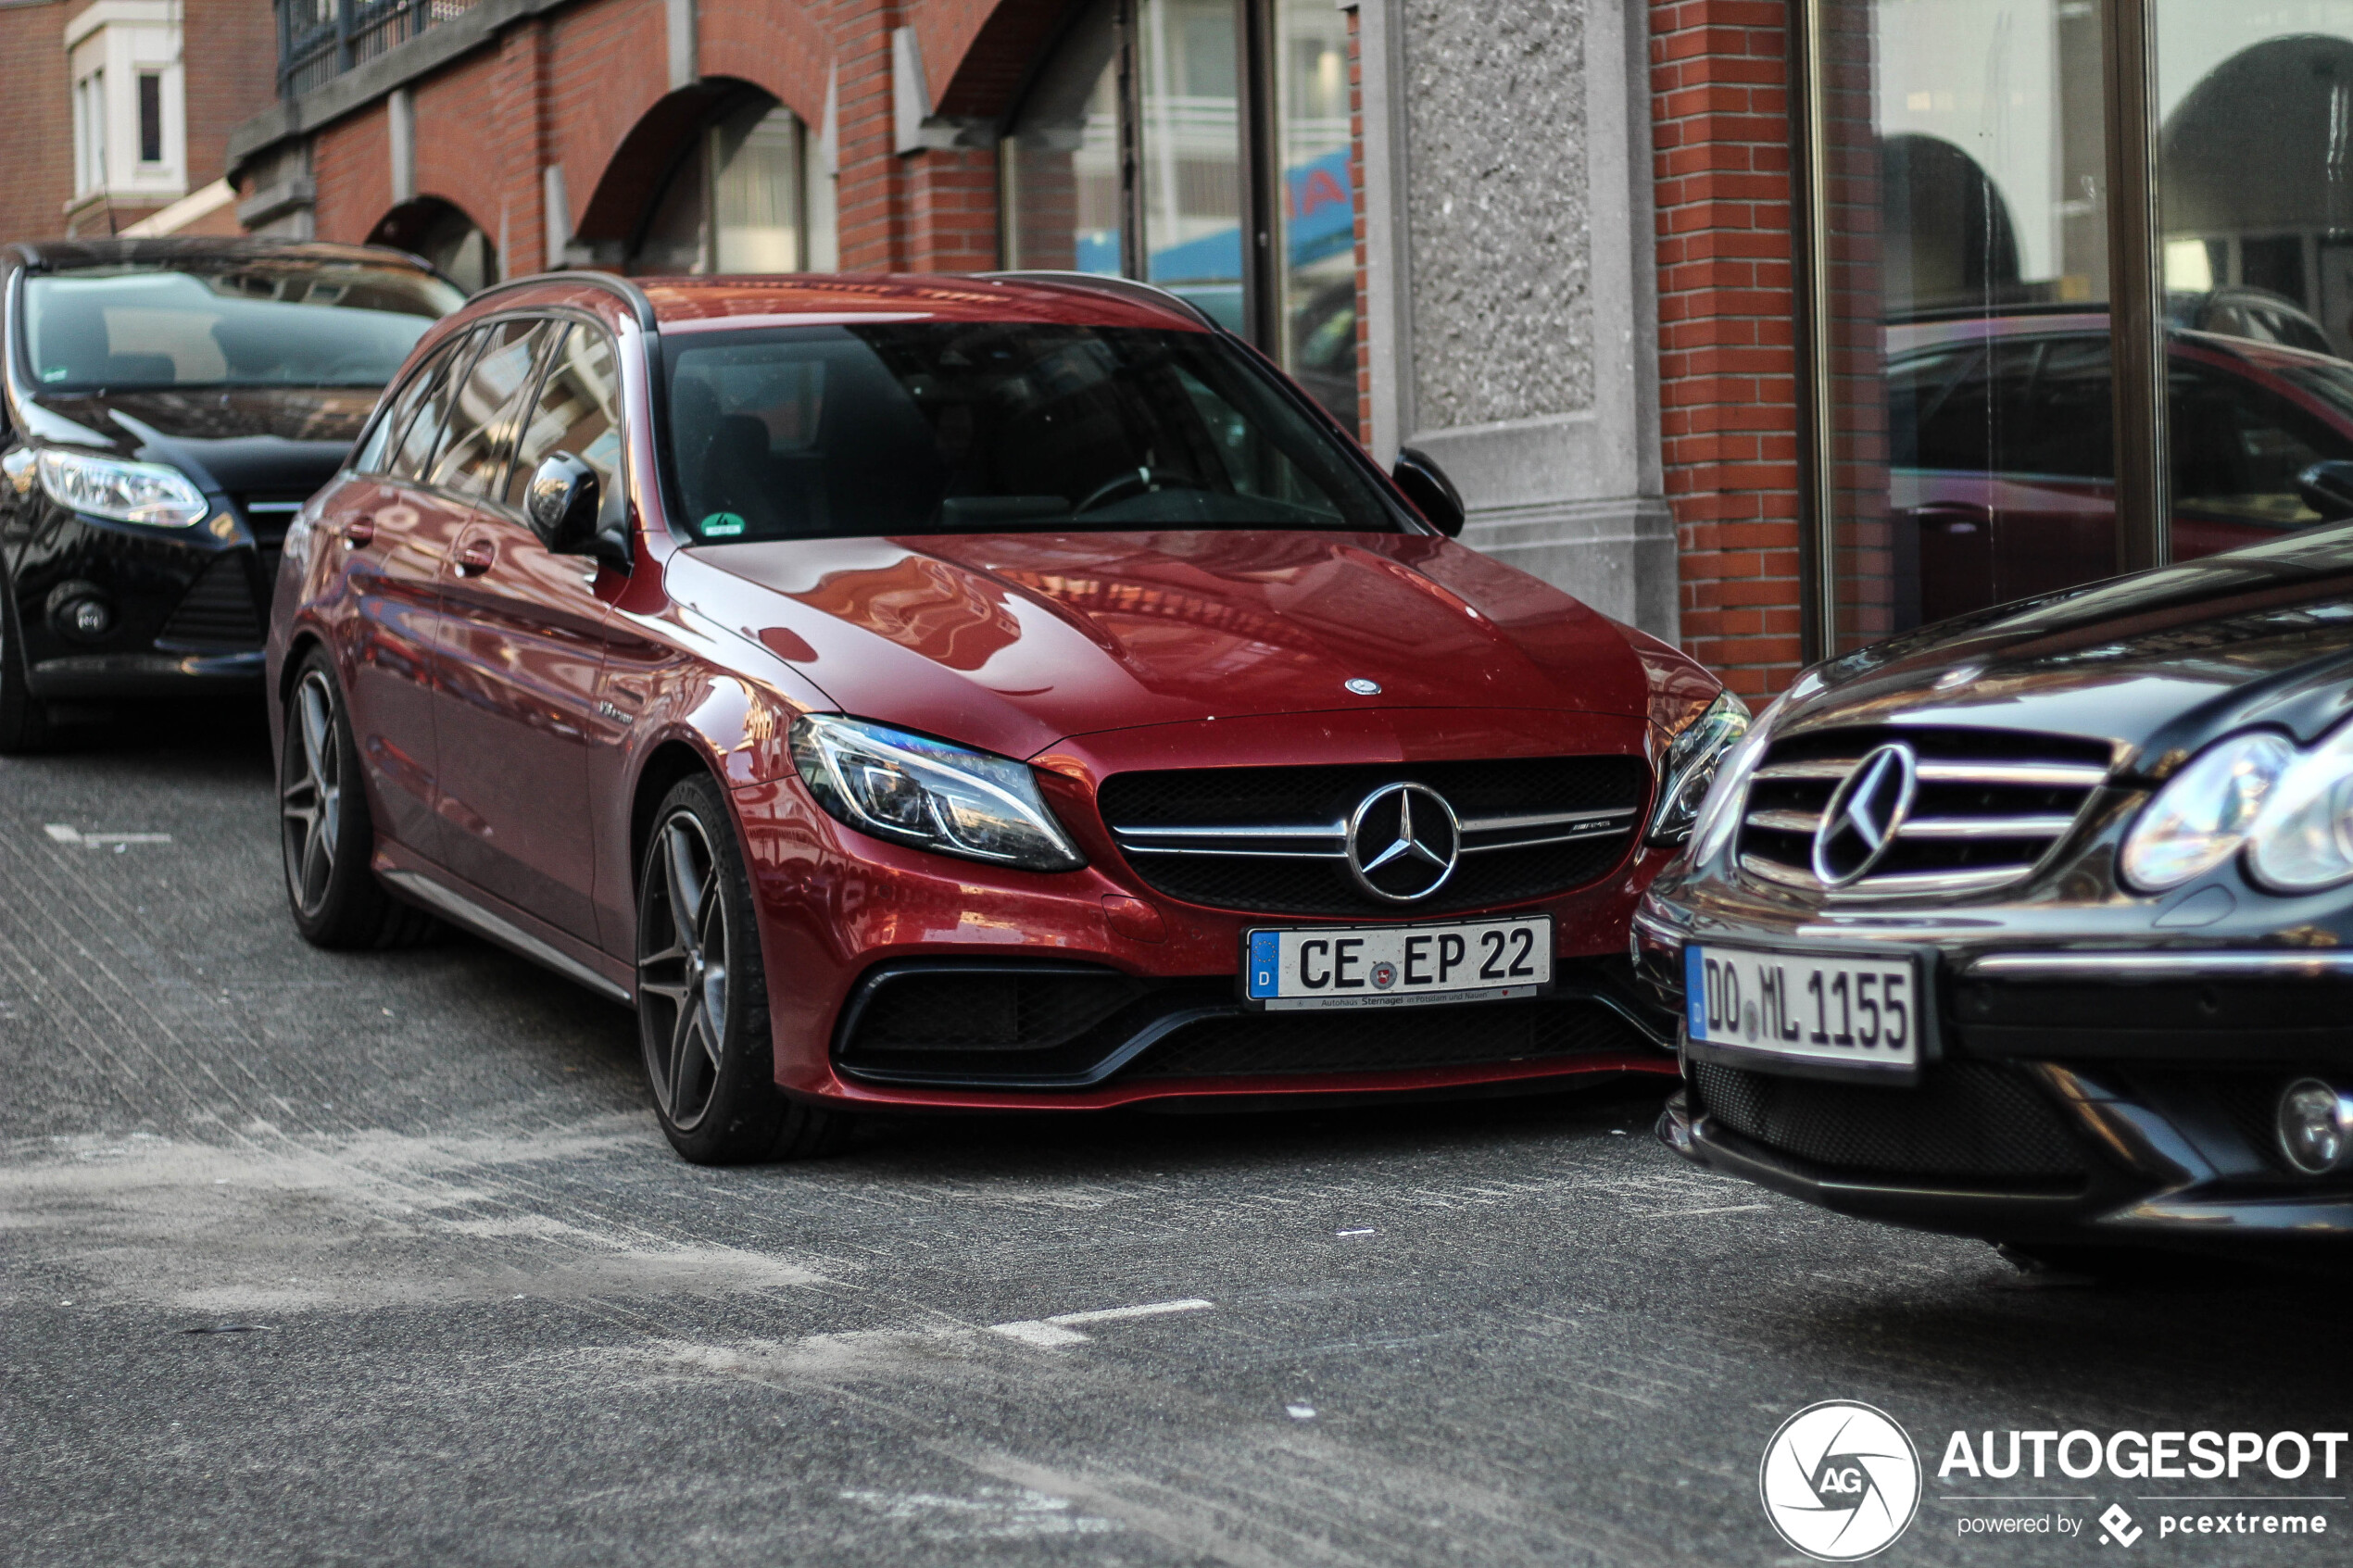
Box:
[505,325,625,525]
[429,318,557,497]
[359,338,460,476]
[2007,337,2114,480]
[387,328,486,483]
[2170,358,2345,521]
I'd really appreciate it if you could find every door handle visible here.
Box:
[340,516,377,549]
[455,538,497,576]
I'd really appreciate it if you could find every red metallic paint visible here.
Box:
[270,273,1708,1117]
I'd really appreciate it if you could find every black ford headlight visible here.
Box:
[789,714,1084,872]
[1647,690,1751,847]
[37,449,208,528]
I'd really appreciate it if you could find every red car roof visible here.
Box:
[638,273,1213,335]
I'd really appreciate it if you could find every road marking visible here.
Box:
[43,824,172,846]
[988,1298,1213,1348]
[1647,1203,1769,1217]
[1334,1227,1376,1236]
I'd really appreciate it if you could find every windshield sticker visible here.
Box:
[700,512,747,537]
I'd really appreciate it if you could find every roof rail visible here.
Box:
[461,269,659,332]
[977,270,1224,332]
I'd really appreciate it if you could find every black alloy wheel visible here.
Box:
[280,649,439,948]
[636,773,849,1163]
[0,583,53,755]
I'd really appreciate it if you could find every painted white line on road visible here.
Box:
[1334,1227,1376,1236]
[1648,1203,1769,1217]
[43,824,77,843]
[988,1298,1213,1348]
[42,824,172,846]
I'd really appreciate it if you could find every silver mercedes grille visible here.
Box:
[1735,728,2113,898]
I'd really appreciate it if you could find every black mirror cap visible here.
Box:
[1392,445,1466,537]
[2296,459,2353,522]
[526,451,603,555]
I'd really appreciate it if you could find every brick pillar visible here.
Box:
[1348,3,1370,448]
[830,2,904,271]
[904,147,999,271]
[1651,0,1802,700]
[497,19,555,275]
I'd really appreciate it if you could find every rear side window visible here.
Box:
[386,328,485,483]
[429,318,557,497]
[357,337,459,474]
[505,325,624,523]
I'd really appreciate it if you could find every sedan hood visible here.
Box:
[30,386,374,496]
[686,531,1653,759]
[1787,525,2353,772]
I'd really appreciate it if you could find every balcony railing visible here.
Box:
[276,0,480,100]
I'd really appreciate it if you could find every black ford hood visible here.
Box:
[1786,526,2353,776]
[28,386,374,496]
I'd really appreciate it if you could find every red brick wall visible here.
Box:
[1650,0,1802,699]
[182,0,276,197]
[1348,3,1369,448]
[0,3,73,245]
[545,0,673,242]
[827,2,904,270]
[312,106,394,245]
[699,0,834,126]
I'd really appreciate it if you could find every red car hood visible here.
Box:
[684,530,1650,759]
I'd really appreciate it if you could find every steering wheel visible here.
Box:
[1073,467,1208,516]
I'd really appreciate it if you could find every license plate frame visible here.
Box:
[1681,940,1935,1084]
[1240,915,1554,1011]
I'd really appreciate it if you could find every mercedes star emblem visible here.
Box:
[1345,677,1382,696]
[1345,782,1462,902]
[1811,742,1919,886]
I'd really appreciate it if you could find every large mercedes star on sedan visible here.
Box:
[1,239,461,749]
[1642,527,2353,1260]
[266,270,1743,1162]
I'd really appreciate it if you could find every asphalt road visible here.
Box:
[4,705,2348,1568]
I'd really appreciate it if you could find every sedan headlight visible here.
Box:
[1647,690,1751,846]
[2120,731,2295,891]
[2246,723,2353,893]
[789,714,1084,872]
[36,449,208,527]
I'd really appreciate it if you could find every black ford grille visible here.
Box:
[157,558,262,649]
[1738,726,2111,900]
[1099,757,1650,917]
[1691,1059,2094,1183]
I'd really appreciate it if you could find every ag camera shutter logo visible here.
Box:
[1760,1400,1923,1560]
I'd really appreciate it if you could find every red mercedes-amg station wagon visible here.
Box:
[266,270,1742,1162]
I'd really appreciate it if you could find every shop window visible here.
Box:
[632,96,837,276]
[1000,0,1358,431]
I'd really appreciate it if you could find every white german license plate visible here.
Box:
[1243,916,1551,1010]
[1683,942,1920,1072]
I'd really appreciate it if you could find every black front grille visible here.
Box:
[1099,756,1651,917]
[1691,1059,2094,1183]
[157,558,262,649]
[851,968,1155,1053]
[1121,996,1650,1079]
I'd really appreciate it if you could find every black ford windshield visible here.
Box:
[661,321,1408,541]
[24,260,461,393]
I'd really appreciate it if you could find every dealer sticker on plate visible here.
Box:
[1683,942,1921,1073]
[1244,916,1551,1010]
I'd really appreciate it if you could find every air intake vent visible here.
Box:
[157,558,262,650]
[1737,727,2111,899]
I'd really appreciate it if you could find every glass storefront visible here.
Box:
[1801,0,2353,656]
[999,0,1360,430]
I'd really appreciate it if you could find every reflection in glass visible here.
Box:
[1274,0,1356,428]
[2157,5,2353,558]
[1000,0,1124,273]
[1820,0,2115,649]
[1139,0,1245,332]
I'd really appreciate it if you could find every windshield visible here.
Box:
[661,321,1407,542]
[23,262,463,393]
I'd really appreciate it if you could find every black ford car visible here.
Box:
[0,238,460,749]
[1639,527,2353,1261]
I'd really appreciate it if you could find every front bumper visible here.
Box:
[1639,900,2353,1241]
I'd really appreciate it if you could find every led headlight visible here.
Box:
[2246,721,2353,893]
[2120,730,2294,892]
[789,714,1084,872]
[36,449,208,528]
[1647,690,1751,847]
[1684,696,1782,868]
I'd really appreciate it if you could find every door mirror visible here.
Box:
[1392,445,1466,537]
[524,451,627,568]
[2296,459,2353,522]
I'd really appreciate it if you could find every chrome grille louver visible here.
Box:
[1736,728,2113,898]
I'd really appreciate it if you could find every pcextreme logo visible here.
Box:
[1760,1400,1924,1561]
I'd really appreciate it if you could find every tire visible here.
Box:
[280,649,441,949]
[0,583,53,756]
[636,773,850,1164]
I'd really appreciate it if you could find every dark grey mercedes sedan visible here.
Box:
[1638,524,2353,1263]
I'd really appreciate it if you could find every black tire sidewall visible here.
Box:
[636,773,786,1163]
